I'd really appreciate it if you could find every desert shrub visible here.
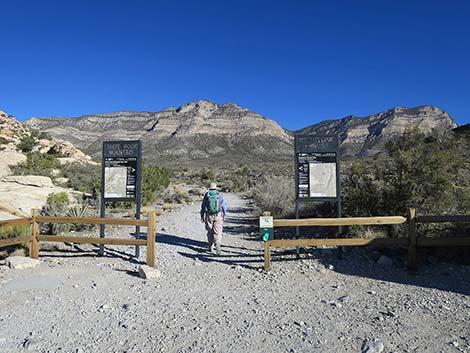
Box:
[30,130,50,140]
[41,192,71,234]
[60,161,101,194]
[164,190,192,204]
[252,176,295,217]
[17,134,37,153]
[10,152,59,178]
[0,224,30,240]
[67,202,96,231]
[141,163,171,205]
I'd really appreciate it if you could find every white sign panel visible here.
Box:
[104,167,128,198]
[309,163,337,198]
[259,216,274,228]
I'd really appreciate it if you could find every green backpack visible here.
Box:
[207,190,221,215]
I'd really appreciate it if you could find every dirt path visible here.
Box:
[0,193,469,353]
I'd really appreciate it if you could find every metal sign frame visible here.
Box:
[294,134,342,246]
[99,140,143,256]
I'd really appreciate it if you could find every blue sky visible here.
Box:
[1,0,469,129]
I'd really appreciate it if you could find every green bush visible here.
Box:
[17,134,37,153]
[30,130,50,140]
[0,224,30,240]
[142,163,171,205]
[60,161,101,194]
[10,152,59,178]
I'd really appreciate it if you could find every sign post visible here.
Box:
[100,140,142,257]
[294,134,342,255]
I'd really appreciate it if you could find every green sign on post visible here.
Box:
[260,215,274,241]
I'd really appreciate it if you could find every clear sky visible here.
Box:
[1,0,469,129]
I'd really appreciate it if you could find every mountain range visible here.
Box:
[24,101,458,166]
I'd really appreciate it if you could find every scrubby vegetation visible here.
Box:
[252,176,295,218]
[343,127,470,217]
[141,163,171,205]
[40,192,96,234]
[17,130,50,153]
[59,161,101,194]
[10,152,60,178]
[0,224,30,240]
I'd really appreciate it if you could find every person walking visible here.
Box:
[200,182,227,255]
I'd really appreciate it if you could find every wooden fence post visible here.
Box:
[264,241,271,272]
[407,208,417,271]
[30,209,40,259]
[146,212,156,267]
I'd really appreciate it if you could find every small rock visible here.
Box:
[73,284,79,288]
[138,265,161,280]
[377,255,393,266]
[23,338,40,350]
[338,295,350,303]
[362,338,384,353]
[6,256,41,270]
[327,264,335,270]
[76,348,84,353]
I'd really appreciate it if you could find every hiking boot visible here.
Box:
[215,244,221,256]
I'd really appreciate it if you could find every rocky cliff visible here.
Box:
[25,102,458,164]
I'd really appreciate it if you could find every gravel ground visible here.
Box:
[0,193,469,353]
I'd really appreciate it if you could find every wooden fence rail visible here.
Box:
[0,209,157,267]
[263,208,470,272]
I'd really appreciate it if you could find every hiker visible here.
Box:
[200,182,227,255]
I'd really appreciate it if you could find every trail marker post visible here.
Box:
[260,212,274,242]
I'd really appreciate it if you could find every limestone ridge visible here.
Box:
[26,100,294,164]
[296,106,457,157]
[25,102,458,163]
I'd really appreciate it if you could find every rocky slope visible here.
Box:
[25,102,458,164]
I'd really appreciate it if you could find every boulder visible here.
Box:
[1,175,53,188]
[6,256,41,270]
[0,175,77,220]
[138,265,161,280]
[0,151,27,176]
[362,338,385,353]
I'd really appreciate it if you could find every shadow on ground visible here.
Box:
[301,247,470,296]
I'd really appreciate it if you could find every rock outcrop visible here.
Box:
[0,109,91,220]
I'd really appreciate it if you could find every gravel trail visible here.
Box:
[0,193,469,353]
